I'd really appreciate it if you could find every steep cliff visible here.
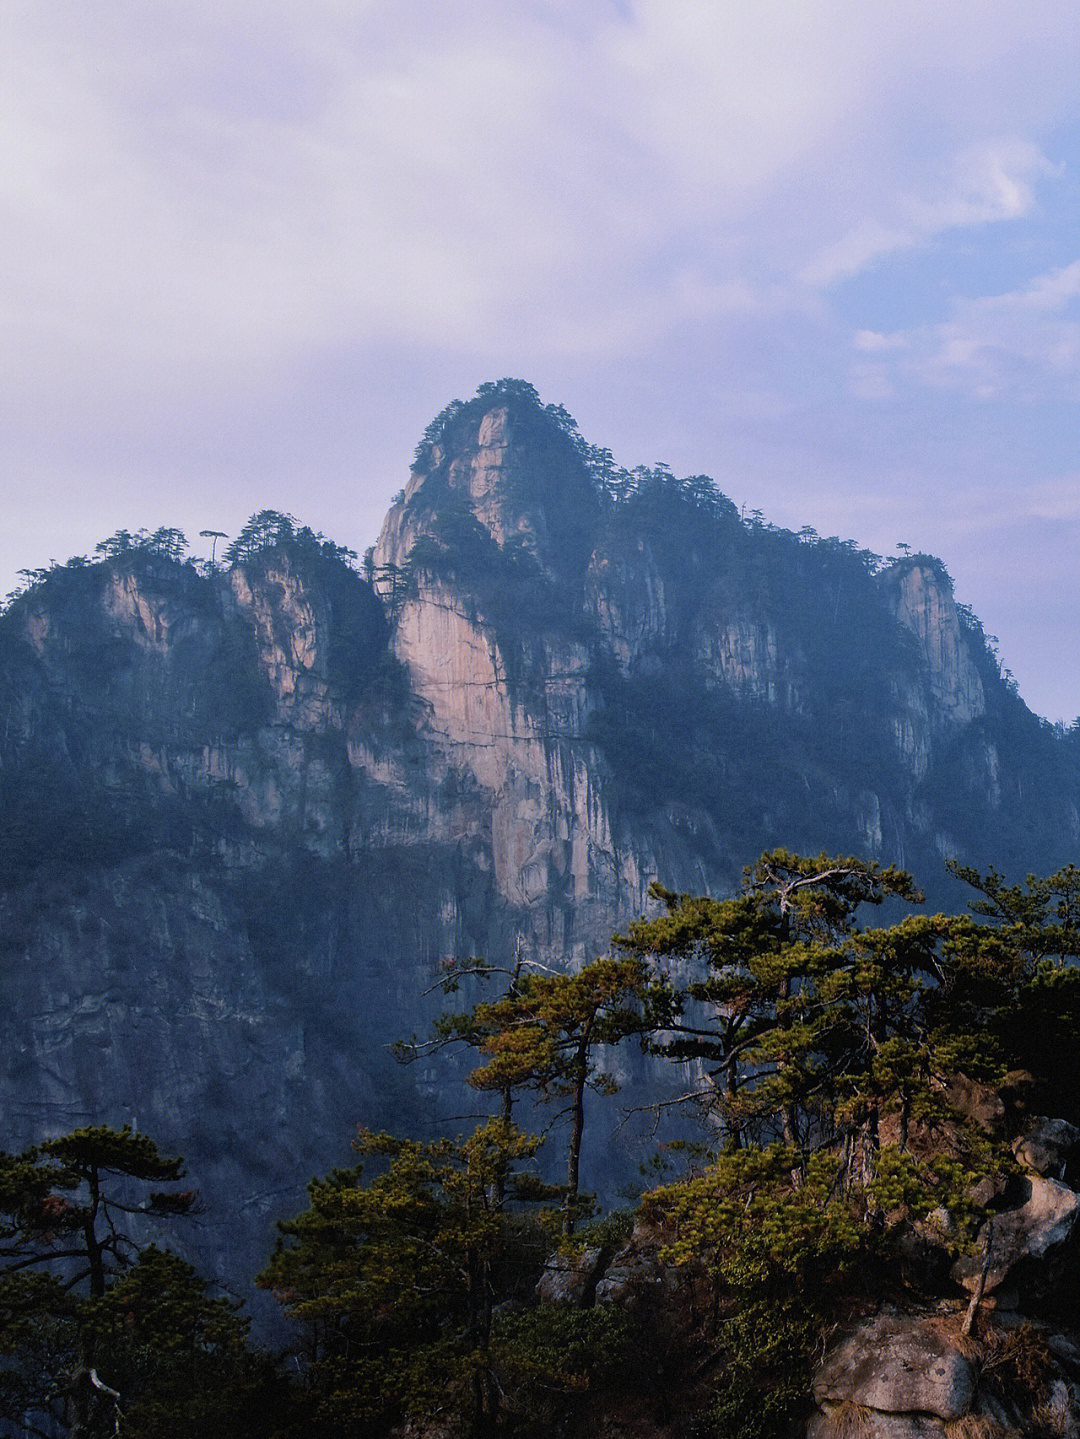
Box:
[375,383,1078,892]
[1,380,1078,1289]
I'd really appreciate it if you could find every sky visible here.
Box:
[3,1,1079,719]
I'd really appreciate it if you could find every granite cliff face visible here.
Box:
[2,382,1078,1287]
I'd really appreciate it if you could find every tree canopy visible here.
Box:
[6,852,1080,1439]
[0,1126,277,1439]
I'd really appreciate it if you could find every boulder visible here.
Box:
[812,1314,975,1421]
[952,1176,1080,1296]
[593,1242,674,1308]
[594,1250,660,1308]
[1048,1332,1080,1371]
[944,1074,1006,1132]
[966,1172,1009,1207]
[1012,1117,1080,1181]
[534,1246,603,1305]
[1044,1379,1080,1439]
[810,1311,1080,1439]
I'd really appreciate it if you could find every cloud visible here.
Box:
[4,1,1080,725]
[801,141,1061,286]
[851,260,1080,401]
[3,0,1077,417]
[853,331,908,353]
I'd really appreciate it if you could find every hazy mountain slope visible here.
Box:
[1,380,1077,1287]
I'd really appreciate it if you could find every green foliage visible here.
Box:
[643,1145,865,1277]
[577,1207,634,1251]
[2,529,194,613]
[223,510,357,569]
[491,1302,638,1425]
[7,836,1080,1435]
[0,1126,278,1439]
[618,851,944,1155]
[257,850,1080,1434]
[94,527,189,563]
[0,1271,77,1431]
[644,1146,864,1439]
[1,1126,196,1297]
[686,1308,814,1439]
[461,957,650,1101]
[945,859,1080,960]
[939,861,1080,1121]
[260,1120,545,1435]
[36,1125,188,1188]
[452,956,652,1231]
[0,1247,284,1439]
[89,1248,288,1439]
[607,849,1043,1435]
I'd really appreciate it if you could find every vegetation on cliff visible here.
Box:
[7,849,1076,1436]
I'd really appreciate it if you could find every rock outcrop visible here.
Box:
[1014,1117,1080,1181]
[951,1176,1080,1301]
[809,1309,1080,1439]
[807,1108,1080,1439]
[813,1315,976,1423]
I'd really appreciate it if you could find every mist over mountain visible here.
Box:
[2,379,1078,1287]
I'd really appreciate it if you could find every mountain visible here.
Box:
[2,378,1078,1288]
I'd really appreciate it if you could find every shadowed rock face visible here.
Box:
[2,388,1079,1293]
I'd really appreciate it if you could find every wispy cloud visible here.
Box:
[803,142,1060,286]
[3,0,1077,403]
[851,259,1080,401]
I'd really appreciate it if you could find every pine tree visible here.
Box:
[260,1120,542,1437]
[459,957,652,1233]
[0,1126,277,1439]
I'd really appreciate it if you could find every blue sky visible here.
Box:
[4,1,1079,717]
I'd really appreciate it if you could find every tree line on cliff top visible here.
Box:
[3,849,1080,1438]
[0,378,998,633]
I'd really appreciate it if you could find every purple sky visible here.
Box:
[5,2,1079,718]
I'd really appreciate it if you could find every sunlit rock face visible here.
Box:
[2,385,1078,1294]
[888,562,986,727]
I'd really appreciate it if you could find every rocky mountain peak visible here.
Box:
[373,381,600,586]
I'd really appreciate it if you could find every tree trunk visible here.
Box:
[725,1049,743,1149]
[467,1245,497,1437]
[85,1168,105,1299]
[67,1331,94,1439]
[782,1103,798,1149]
[71,1168,105,1437]
[962,1221,995,1338]
[488,1084,514,1210]
[564,1062,587,1236]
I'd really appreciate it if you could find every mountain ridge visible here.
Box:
[2,378,1078,1292]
